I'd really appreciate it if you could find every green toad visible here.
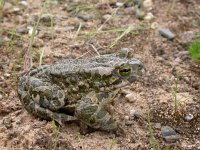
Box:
[18,53,145,132]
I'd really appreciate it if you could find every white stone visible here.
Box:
[0,76,4,81]
[125,93,136,103]
[3,2,12,10]
[144,12,154,20]
[116,2,124,7]
[19,1,28,7]
[175,57,182,63]
[143,0,153,10]
[129,109,136,116]
[4,73,11,77]
[185,114,193,121]
[13,7,21,12]
[124,116,130,120]
[28,26,38,37]
[102,14,112,21]
[151,22,159,29]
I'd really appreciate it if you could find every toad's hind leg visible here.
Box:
[75,98,117,131]
[22,92,77,124]
[19,76,67,111]
[18,76,77,124]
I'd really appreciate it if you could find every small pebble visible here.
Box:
[164,135,182,143]
[161,126,181,142]
[175,57,182,63]
[77,13,93,21]
[174,50,189,57]
[130,109,136,115]
[183,76,190,83]
[133,112,143,119]
[0,56,9,67]
[154,123,161,129]
[125,120,134,126]
[40,13,54,26]
[116,2,124,7]
[15,65,22,71]
[161,126,177,137]
[3,2,12,10]
[185,113,194,121]
[32,39,44,48]
[134,0,143,7]
[102,14,111,21]
[143,0,153,10]
[0,76,4,82]
[0,37,9,47]
[15,117,22,125]
[65,26,75,31]
[4,73,11,78]
[125,93,136,103]
[124,7,134,15]
[159,28,176,40]
[151,22,159,29]
[19,1,28,7]
[130,110,143,119]
[180,31,194,46]
[28,26,38,36]
[61,16,68,20]
[123,1,133,7]
[176,51,190,61]
[13,7,21,13]
[16,26,28,34]
[121,89,132,95]
[135,8,145,19]
[0,94,3,100]
[3,117,12,129]
[124,115,130,120]
[144,12,154,20]
[180,51,189,55]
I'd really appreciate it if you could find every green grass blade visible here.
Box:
[189,33,200,60]
[148,111,157,150]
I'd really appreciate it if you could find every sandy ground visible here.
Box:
[0,0,199,149]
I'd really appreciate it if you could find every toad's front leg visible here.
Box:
[75,95,117,132]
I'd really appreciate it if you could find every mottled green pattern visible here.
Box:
[18,54,145,131]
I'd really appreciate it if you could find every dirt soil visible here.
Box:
[0,0,200,149]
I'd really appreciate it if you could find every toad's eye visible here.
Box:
[119,66,132,76]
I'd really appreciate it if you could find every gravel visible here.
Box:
[159,28,176,40]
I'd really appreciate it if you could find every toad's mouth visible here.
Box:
[98,80,130,92]
[112,80,129,89]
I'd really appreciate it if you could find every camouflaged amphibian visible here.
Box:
[18,54,145,132]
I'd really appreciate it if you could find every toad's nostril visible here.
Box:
[137,63,143,70]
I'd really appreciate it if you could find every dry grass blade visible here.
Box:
[68,2,96,15]
[23,0,49,73]
[85,0,130,45]
[75,22,82,38]
[89,44,100,56]
[110,25,134,48]
[39,48,45,66]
